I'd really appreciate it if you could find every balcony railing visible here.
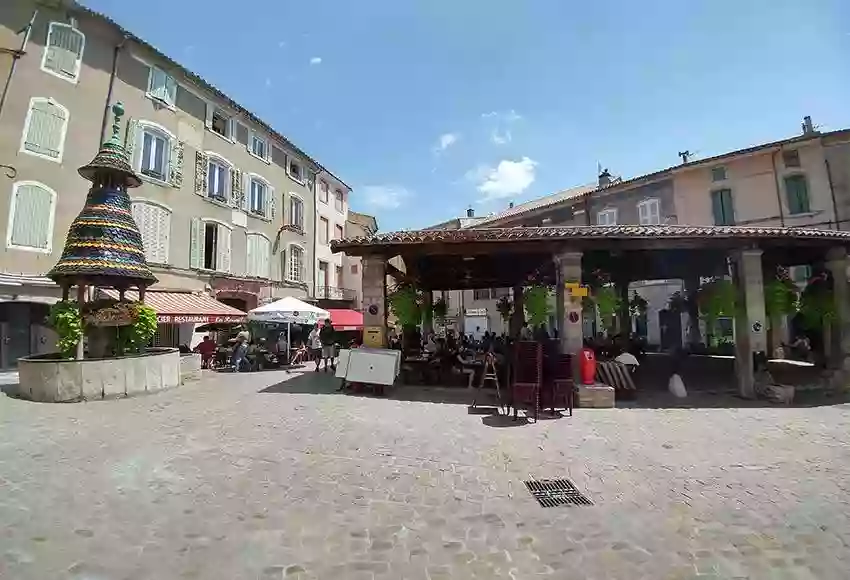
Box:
[315,286,357,301]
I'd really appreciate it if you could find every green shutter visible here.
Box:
[710,189,734,226]
[784,175,810,214]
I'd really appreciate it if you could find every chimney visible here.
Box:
[509,202,514,209]
[466,207,474,218]
[598,168,612,188]
[802,116,816,135]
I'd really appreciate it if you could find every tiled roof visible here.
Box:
[474,184,596,226]
[332,225,850,250]
[74,2,349,189]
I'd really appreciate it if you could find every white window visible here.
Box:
[334,189,344,212]
[7,181,56,253]
[596,208,617,226]
[319,180,329,203]
[250,134,268,160]
[246,233,271,278]
[41,22,85,82]
[249,178,267,216]
[20,98,69,162]
[147,67,177,107]
[288,160,303,182]
[207,157,230,202]
[637,199,661,225]
[190,219,231,273]
[287,245,305,282]
[288,195,304,229]
[139,127,171,182]
[131,201,171,264]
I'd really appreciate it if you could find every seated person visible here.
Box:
[455,348,478,388]
[195,336,216,369]
[423,334,438,355]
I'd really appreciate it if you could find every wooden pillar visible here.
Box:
[75,284,86,360]
[684,275,702,348]
[138,286,146,303]
[510,285,524,338]
[62,285,69,301]
[422,291,433,336]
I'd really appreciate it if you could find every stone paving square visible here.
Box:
[2,369,850,579]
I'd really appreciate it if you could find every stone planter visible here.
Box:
[15,348,180,402]
[180,353,202,382]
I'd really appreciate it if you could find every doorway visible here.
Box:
[658,309,682,351]
[0,303,34,368]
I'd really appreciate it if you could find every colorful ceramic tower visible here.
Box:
[48,103,157,291]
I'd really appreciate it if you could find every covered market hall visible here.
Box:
[331,224,850,399]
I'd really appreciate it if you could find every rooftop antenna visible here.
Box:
[678,150,692,164]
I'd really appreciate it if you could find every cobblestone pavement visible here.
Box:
[2,370,850,580]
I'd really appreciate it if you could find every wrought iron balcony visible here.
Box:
[315,286,357,301]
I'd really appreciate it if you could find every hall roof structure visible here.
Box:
[330,225,850,290]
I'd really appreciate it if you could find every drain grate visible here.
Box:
[524,478,593,507]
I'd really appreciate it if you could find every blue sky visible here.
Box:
[84,0,849,232]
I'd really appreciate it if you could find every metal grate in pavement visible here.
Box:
[524,478,593,507]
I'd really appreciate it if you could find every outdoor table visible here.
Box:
[402,356,431,384]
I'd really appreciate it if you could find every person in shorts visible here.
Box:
[307,324,323,370]
[319,318,336,372]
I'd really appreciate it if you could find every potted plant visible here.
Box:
[496,295,512,324]
[524,284,552,328]
[696,277,737,348]
[388,282,423,351]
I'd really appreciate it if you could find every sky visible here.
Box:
[83,0,850,233]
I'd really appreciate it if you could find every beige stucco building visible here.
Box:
[429,120,850,347]
[0,1,348,366]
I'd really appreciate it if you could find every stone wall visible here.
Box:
[15,348,181,402]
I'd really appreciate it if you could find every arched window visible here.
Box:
[7,181,57,253]
[206,153,233,202]
[246,232,271,279]
[41,22,85,82]
[20,98,69,162]
[131,200,172,264]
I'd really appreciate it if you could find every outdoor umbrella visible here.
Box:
[248,297,330,362]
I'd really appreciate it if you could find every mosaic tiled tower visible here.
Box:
[48,103,157,291]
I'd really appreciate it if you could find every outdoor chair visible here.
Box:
[550,353,575,416]
[471,351,504,411]
[511,341,543,422]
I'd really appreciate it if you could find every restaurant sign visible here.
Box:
[157,314,246,324]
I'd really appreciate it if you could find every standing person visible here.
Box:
[231,335,248,372]
[307,324,322,371]
[319,318,336,372]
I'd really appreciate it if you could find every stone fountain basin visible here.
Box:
[15,348,181,402]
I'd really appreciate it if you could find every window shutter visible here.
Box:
[638,203,648,224]
[262,238,271,279]
[10,184,52,250]
[124,118,138,162]
[271,245,282,281]
[230,168,242,206]
[241,178,249,211]
[246,234,256,277]
[189,218,203,269]
[169,140,184,187]
[218,226,232,273]
[650,201,660,224]
[156,206,170,263]
[44,25,84,80]
[204,104,212,129]
[194,151,208,196]
[268,186,275,219]
[24,100,66,159]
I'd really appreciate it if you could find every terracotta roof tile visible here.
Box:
[332,225,850,251]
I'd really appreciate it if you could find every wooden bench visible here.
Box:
[595,360,636,393]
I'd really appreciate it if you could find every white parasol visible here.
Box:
[248,297,329,364]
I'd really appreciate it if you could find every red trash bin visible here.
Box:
[580,347,596,385]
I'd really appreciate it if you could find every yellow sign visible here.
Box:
[564,282,589,297]
[363,326,385,348]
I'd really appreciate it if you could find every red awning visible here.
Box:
[100,289,246,324]
[320,309,363,331]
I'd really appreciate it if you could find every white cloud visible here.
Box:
[278,40,287,48]
[482,110,522,145]
[362,185,412,209]
[433,132,459,154]
[309,56,322,65]
[468,157,538,202]
[264,77,273,88]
